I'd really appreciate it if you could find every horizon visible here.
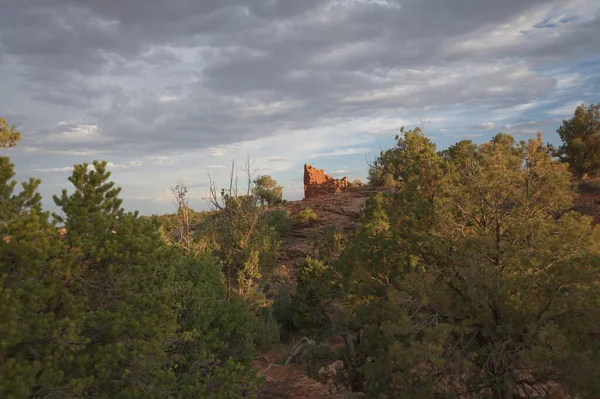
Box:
[1,0,599,215]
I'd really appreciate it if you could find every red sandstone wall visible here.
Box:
[303,164,349,199]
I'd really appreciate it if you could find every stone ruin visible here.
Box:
[303,164,349,199]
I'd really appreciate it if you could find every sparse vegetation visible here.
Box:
[296,206,318,225]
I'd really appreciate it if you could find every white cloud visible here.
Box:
[106,160,143,169]
[33,166,74,173]
[48,124,103,142]
[547,101,584,116]
[476,122,496,130]
[308,148,370,158]
[148,155,177,165]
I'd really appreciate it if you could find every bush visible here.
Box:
[272,286,294,333]
[289,257,333,336]
[296,206,318,225]
[310,224,346,263]
[0,157,263,398]
[263,209,294,238]
[334,133,600,397]
[254,308,281,351]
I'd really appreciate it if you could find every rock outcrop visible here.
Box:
[303,164,349,199]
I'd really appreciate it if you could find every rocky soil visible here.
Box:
[255,185,382,398]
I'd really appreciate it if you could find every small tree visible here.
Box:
[555,103,600,177]
[206,159,281,302]
[171,179,194,253]
[252,174,283,206]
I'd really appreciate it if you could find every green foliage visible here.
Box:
[382,172,395,188]
[263,209,294,238]
[555,103,600,177]
[166,253,262,397]
[1,156,262,398]
[203,188,282,304]
[335,133,600,397]
[0,156,82,398]
[52,160,179,397]
[273,257,335,336]
[289,257,333,336]
[253,308,281,351]
[368,126,445,199]
[296,206,318,226]
[0,118,21,148]
[252,175,283,206]
[272,286,294,333]
[310,224,346,264]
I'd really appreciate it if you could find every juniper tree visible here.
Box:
[555,103,600,177]
[252,175,283,206]
[337,133,600,398]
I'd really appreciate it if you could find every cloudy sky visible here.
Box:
[1,0,599,214]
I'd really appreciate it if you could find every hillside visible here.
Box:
[255,184,385,399]
[253,172,600,399]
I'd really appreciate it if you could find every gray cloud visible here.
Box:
[1,0,598,213]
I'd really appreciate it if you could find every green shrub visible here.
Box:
[289,257,333,336]
[310,224,346,263]
[263,209,294,238]
[272,285,294,333]
[296,206,318,225]
[254,308,281,351]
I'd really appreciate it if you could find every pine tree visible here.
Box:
[52,160,178,398]
[0,156,82,398]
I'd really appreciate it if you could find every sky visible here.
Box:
[1,0,599,215]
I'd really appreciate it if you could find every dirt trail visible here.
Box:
[256,186,380,399]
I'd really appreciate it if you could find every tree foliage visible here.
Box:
[555,103,600,177]
[252,175,283,206]
[0,118,21,148]
[0,156,81,398]
[368,126,444,200]
[335,133,600,398]
[1,156,262,398]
